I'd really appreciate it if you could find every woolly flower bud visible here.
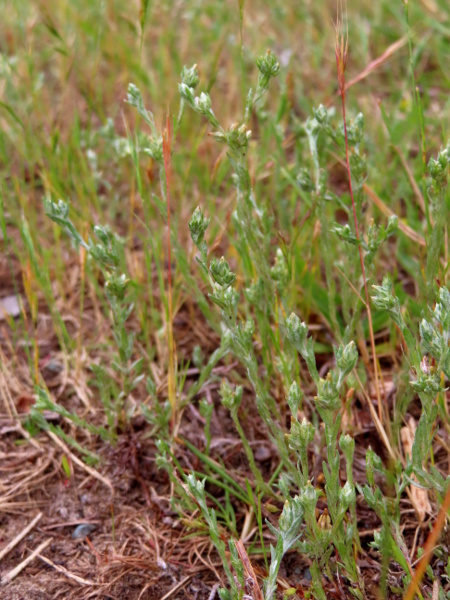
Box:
[105,273,128,301]
[428,143,449,185]
[313,104,328,125]
[256,50,281,78]
[180,64,199,89]
[286,313,308,350]
[315,373,340,412]
[288,417,315,453]
[194,92,212,114]
[386,215,398,237]
[299,481,318,512]
[332,223,360,246]
[340,481,355,508]
[210,257,236,288]
[335,341,358,381]
[178,83,195,105]
[189,206,210,248]
[286,381,303,416]
[220,379,243,412]
[44,198,69,226]
[372,276,402,327]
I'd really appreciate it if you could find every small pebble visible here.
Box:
[72,524,97,539]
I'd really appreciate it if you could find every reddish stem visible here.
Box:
[404,482,450,600]
[336,40,383,421]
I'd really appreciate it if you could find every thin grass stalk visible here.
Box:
[76,234,87,381]
[335,9,383,422]
[402,0,431,232]
[238,0,246,111]
[162,116,177,430]
[22,260,39,385]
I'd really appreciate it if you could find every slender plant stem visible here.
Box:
[403,0,430,232]
[335,15,383,422]
[77,234,87,380]
[162,116,177,429]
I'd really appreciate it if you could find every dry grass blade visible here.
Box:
[159,575,192,600]
[37,553,96,586]
[334,1,348,94]
[1,538,53,586]
[363,183,426,246]
[0,512,42,561]
[329,152,427,246]
[404,481,450,600]
[400,417,431,523]
[47,431,114,494]
[393,145,428,217]
[1,454,53,500]
[0,363,41,450]
[432,579,440,600]
[353,369,395,461]
[234,539,264,600]
[342,36,408,93]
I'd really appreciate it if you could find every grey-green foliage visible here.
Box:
[419,285,450,380]
[183,53,289,406]
[219,379,269,495]
[188,475,305,600]
[286,314,320,386]
[358,450,414,596]
[186,53,365,598]
[411,286,450,493]
[264,497,304,600]
[299,105,399,343]
[186,475,241,599]
[371,275,420,367]
[286,313,358,418]
[286,314,363,598]
[189,203,292,478]
[198,398,214,455]
[425,142,450,301]
[189,206,209,269]
[29,388,102,464]
[184,49,291,472]
[181,51,281,307]
[302,109,340,337]
[333,214,398,268]
[185,80,447,600]
[372,278,450,495]
[44,198,142,433]
[32,388,110,441]
[127,83,159,137]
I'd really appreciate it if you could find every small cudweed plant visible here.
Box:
[42,199,141,435]
[184,52,367,599]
